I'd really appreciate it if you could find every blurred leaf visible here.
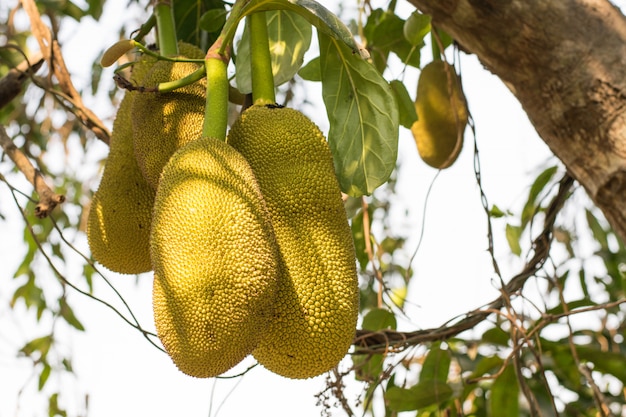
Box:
[38,363,51,390]
[351,208,371,271]
[481,327,509,346]
[490,365,519,417]
[586,209,609,250]
[362,308,397,331]
[420,342,451,383]
[236,10,312,93]
[386,381,453,411]
[505,223,522,256]
[364,9,420,69]
[59,298,85,331]
[86,0,104,19]
[319,31,399,196]
[298,56,321,81]
[403,12,431,46]
[389,79,417,129]
[48,393,67,417]
[521,165,558,229]
[19,335,53,360]
[489,204,507,218]
[199,8,228,32]
[545,297,595,315]
[353,352,385,382]
[173,0,224,49]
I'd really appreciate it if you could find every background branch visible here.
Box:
[0,125,65,217]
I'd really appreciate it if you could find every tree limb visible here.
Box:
[0,51,44,110]
[0,125,65,217]
[406,0,626,243]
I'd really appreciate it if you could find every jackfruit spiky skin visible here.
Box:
[87,55,157,274]
[151,136,280,378]
[411,60,468,169]
[132,43,206,189]
[227,105,359,379]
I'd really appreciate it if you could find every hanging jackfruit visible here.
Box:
[411,60,468,169]
[151,136,281,378]
[87,54,157,274]
[132,43,206,189]
[227,105,359,379]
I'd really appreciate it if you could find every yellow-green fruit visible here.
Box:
[132,43,206,189]
[151,136,280,378]
[227,105,359,379]
[87,55,157,274]
[411,60,468,169]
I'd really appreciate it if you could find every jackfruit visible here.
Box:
[227,105,359,379]
[87,55,157,274]
[132,43,206,189]
[151,136,280,378]
[411,60,467,169]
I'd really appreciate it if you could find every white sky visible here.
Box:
[4,0,621,416]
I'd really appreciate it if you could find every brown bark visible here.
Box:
[407,0,626,242]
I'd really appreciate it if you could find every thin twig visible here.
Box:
[0,125,65,217]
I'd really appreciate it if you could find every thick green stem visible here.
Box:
[154,1,178,56]
[203,42,230,141]
[248,12,275,105]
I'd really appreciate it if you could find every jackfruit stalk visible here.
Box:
[227,105,359,379]
[87,55,157,274]
[132,42,206,189]
[411,60,468,169]
[151,136,280,378]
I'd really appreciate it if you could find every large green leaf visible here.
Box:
[420,343,451,383]
[319,32,399,196]
[235,10,312,93]
[386,381,453,411]
[173,0,225,50]
[362,308,397,331]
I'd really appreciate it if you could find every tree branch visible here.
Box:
[353,174,574,352]
[0,51,44,110]
[405,0,626,243]
[0,125,65,217]
[19,0,111,144]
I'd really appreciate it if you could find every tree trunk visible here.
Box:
[408,0,626,242]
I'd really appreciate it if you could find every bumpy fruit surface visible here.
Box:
[151,136,280,378]
[228,105,359,379]
[411,60,468,169]
[87,55,157,274]
[132,43,206,189]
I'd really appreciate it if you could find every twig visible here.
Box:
[0,125,65,217]
[0,50,44,109]
[19,0,110,144]
[353,174,575,352]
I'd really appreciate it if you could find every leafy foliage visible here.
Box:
[1,0,625,416]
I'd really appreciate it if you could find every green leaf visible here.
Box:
[224,0,366,58]
[585,209,609,250]
[362,308,397,331]
[489,204,507,218]
[174,0,225,49]
[389,80,417,129]
[481,327,510,346]
[420,343,451,383]
[576,346,626,384]
[386,381,453,411]
[371,11,420,68]
[298,56,321,81]
[403,12,431,46]
[39,363,51,391]
[521,165,558,229]
[19,335,53,360]
[353,352,385,382]
[59,298,85,331]
[319,31,399,196]
[236,10,312,93]
[199,8,228,32]
[505,223,522,256]
[490,365,519,417]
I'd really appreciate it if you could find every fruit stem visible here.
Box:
[248,12,276,105]
[154,0,179,57]
[157,65,207,93]
[203,40,230,141]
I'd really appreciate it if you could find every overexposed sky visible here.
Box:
[3,0,607,416]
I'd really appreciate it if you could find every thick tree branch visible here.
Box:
[407,0,626,243]
[0,125,65,217]
[0,51,44,109]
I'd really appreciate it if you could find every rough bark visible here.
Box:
[407,0,626,242]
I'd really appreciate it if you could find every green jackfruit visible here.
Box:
[227,105,359,379]
[87,55,157,274]
[411,60,468,169]
[132,43,206,189]
[151,136,280,378]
